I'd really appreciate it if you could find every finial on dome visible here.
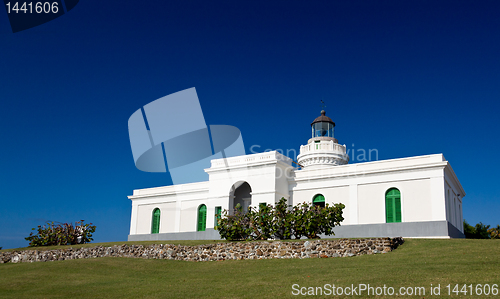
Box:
[311,110,335,126]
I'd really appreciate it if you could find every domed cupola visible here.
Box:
[297,110,349,168]
[311,110,337,141]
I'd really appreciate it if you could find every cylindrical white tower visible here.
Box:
[297,110,349,168]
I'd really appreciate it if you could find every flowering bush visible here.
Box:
[488,225,500,239]
[216,198,344,241]
[25,220,96,247]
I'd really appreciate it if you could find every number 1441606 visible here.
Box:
[5,2,59,14]
[446,284,498,296]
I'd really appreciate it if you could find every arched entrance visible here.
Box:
[229,181,252,214]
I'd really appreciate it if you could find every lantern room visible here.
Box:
[311,110,335,138]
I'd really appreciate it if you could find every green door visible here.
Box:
[197,204,207,231]
[151,208,160,234]
[385,188,401,223]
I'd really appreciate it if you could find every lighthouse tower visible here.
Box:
[297,110,349,168]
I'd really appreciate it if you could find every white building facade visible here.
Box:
[128,111,465,240]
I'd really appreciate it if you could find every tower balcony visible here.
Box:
[297,138,349,168]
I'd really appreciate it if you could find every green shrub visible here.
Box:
[216,205,252,241]
[464,220,493,239]
[463,220,475,238]
[474,222,491,239]
[288,201,345,239]
[25,220,96,247]
[216,198,344,241]
[488,225,500,239]
[248,204,274,240]
[271,198,293,240]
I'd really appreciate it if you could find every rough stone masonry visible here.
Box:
[0,237,404,264]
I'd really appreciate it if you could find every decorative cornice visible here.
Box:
[291,161,448,184]
[129,186,209,200]
[206,151,293,174]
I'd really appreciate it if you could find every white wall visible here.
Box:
[129,181,209,234]
[357,179,431,224]
[179,199,205,232]
[291,154,454,226]
[135,201,177,234]
[206,151,294,212]
[444,162,466,233]
[129,153,465,237]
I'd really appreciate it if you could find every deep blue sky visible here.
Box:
[1,0,499,249]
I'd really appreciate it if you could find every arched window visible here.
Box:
[151,208,160,234]
[197,204,207,232]
[385,188,401,223]
[313,194,325,208]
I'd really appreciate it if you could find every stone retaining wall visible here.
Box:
[0,237,404,264]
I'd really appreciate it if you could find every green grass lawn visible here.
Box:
[0,239,499,298]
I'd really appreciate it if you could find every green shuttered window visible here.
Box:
[214,206,221,228]
[313,194,325,208]
[151,208,160,234]
[385,188,401,223]
[197,204,207,231]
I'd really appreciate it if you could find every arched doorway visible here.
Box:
[385,188,401,223]
[197,204,207,231]
[229,181,252,214]
[151,208,160,234]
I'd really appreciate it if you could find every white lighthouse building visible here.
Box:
[128,110,465,240]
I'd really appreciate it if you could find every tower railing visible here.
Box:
[299,140,346,155]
